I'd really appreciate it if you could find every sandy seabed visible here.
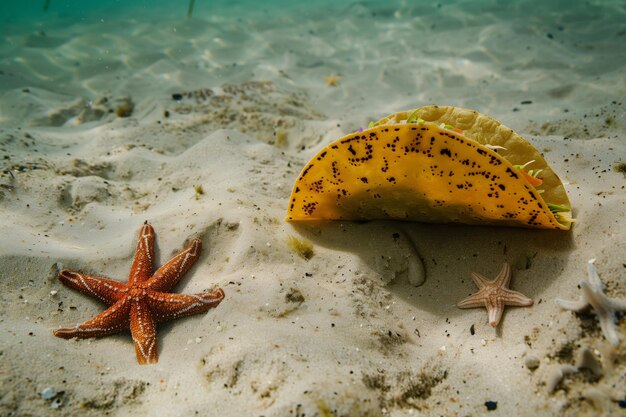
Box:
[1,1,625,416]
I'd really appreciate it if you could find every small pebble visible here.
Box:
[114,97,134,117]
[485,400,497,411]
[50,398,63,409]
[525,355,540,370]
[40,387,55,400]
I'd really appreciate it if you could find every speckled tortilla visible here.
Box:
[287,106,572,230]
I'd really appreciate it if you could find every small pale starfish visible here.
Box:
[555,259,626,346]
[53,222,225,364]
[457,262,533,327]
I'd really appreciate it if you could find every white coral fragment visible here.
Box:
[555,259,626,346]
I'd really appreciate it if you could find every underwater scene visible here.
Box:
[1,0,625,416]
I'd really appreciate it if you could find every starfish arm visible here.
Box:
[494,262,511,288]
[609,297,626,311]
[145,239,202,292]
[469,272,490,289]
[130,301,158,365]
[597,314,620,346]
[147,288,225,322]
[53,297,131,339]
[128,223,156,285]
[486,299,504,327]
[457,291,488,309]
[58,269,128,305]
[586,260,604,290]
[555,297,588,311]
[501,288,534,306]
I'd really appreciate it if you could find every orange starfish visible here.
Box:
[457,262,533,327]
[53,222,225,364]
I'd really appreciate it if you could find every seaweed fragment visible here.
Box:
[287,235,314,260]
[613,162,626,177]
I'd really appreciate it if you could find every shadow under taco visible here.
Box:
[286,105,573,230]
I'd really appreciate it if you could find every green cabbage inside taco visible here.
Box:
[287,105,573,230]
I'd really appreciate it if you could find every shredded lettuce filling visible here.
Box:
[547,203,570,213]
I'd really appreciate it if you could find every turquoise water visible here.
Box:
[1,0,625,125]
[3,0,330,22]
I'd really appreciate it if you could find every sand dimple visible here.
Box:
[163,81,326,151]
[362,367,448,410]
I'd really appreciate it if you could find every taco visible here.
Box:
[286,105,573,230]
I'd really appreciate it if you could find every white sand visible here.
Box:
[1,1,625,416]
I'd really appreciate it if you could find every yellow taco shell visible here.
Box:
[287,106,572,230]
